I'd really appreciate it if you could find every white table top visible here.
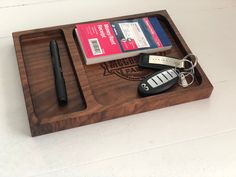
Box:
[0,0,236,176]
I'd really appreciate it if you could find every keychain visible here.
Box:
[138,54,198,96]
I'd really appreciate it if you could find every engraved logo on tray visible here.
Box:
[101,57,153,81]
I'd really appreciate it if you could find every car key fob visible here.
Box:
[138,54,172,70]
[138,68,179,97]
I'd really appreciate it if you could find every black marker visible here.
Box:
[50,40,68,106]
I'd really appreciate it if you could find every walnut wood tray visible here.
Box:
[12,10,213,136]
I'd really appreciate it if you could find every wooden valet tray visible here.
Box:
[13,10,213,136]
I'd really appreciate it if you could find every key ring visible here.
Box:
[182,53,198,71]
[175,53,198,87]
[178,71,195,87]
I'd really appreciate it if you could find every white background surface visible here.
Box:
[0,0,236,176]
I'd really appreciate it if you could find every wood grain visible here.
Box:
[12,10,213,136]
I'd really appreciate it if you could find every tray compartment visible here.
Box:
[20,29,86,120]
[73,15,202,106]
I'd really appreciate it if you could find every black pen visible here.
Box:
[49,40,68,106]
